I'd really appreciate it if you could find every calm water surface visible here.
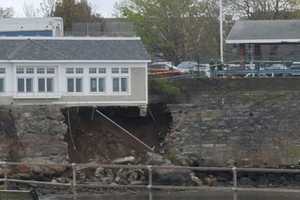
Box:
[43,191,300,200]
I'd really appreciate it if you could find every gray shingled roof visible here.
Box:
[0,38,150,61]
[227,20,300,44]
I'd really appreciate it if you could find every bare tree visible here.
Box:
[23,2,39,17]
[40,0,56,17]
[0,7,14,18]
[226,0,299,19]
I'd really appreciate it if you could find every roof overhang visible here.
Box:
[0,60,152,63]
[226,39,300,44]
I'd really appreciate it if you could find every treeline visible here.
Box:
[1,0,300,64]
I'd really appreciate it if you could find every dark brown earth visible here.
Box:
[63,104,172,164]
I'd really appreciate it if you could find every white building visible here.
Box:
[0,37,150,109]
[0,17,64,37]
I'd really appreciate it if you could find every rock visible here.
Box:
[191,173,203,186]
[239,177,253,186]
[153,168,193,186]
[112,156,135,164]
[145,152,172,165]
[203,175,217,186]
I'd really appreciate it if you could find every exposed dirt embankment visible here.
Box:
[63,104,172,164]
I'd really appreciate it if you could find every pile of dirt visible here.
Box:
[63,104,172,164]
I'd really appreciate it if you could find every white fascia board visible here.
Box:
[0,60,151,64]
[0,36,142,41]
[226,39,300,44]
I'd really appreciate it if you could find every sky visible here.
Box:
[0,0,121,17]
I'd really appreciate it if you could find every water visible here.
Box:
[43,191,300,200]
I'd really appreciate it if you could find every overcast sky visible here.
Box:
[0,0,121,17]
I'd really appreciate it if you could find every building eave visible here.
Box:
[0,60,151,63]
[226,39,300,44]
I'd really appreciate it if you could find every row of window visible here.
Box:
[66,67,129,74]
[0,67,129,75]
[1,77,129,93]
[17,67,56,74]
[66,77,128,93]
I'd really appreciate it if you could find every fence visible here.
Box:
[1,161,300,200]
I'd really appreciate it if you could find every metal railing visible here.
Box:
[1,161,300,200]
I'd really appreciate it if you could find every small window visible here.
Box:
[113,78,120,92]
[47,78,54,92]
[76,78,82,92]
[18,78,25,92]
[89,68,97,74]
[99,68,106,74]
[0,78,4,92]
[98,78,105,92]
[37,68,45,74]
[112,68,119,74]
[26,68,34,74]
[38,78,46,92]
[47,68,55,74]
[16,68,25,74]
[66,68,74,74]
[121,68,129,74]
[0,68,5,74]
[90,78,97,92]
[67,78,74,92]
[76,68,84,74]
[26,78,33,92]
[121,78,128,92]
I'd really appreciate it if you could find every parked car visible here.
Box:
[177,61,198,73]
[289,64,300,76]
[149,62,183,77]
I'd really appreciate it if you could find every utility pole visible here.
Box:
[219,0,224,63]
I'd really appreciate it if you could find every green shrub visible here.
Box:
[150,79,182,98]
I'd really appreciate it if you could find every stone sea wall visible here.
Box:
[165,78,300,167]
[0,105,68,164]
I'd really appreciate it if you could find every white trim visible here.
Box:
[0,60,151,64]
[0,36,142,40]
[12,101,148,106]
[226,39,300,44]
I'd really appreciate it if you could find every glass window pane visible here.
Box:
[121,68,129,74]
[38,78,46,92]
[17,68,24,74]
[67,78,74,92]
[89,68,97,74]
[47,68,55,74]
[121,78,128,92]
[0,79,4,92]
[0,68,5,74]
[76,78,82,92]
[99,68,106,74]
[76,68,84,74]
[98,78,105,92]
[26,78,33,92]
[113,78,119,92]
[66,68,74,74]
[26,68,34,74]
[112,68,119,74]
[37,68,45,74]
[18,78,24,92]
[47,78,54,92]
[90,78,97,92]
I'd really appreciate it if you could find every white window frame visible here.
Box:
[111,67,130,95]
[88,67,107,95]
[15,66,58,97]
[0,67,5,93]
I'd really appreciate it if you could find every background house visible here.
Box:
[0,17,64,37]
[0,37,150,110]
[226,20,300,67]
